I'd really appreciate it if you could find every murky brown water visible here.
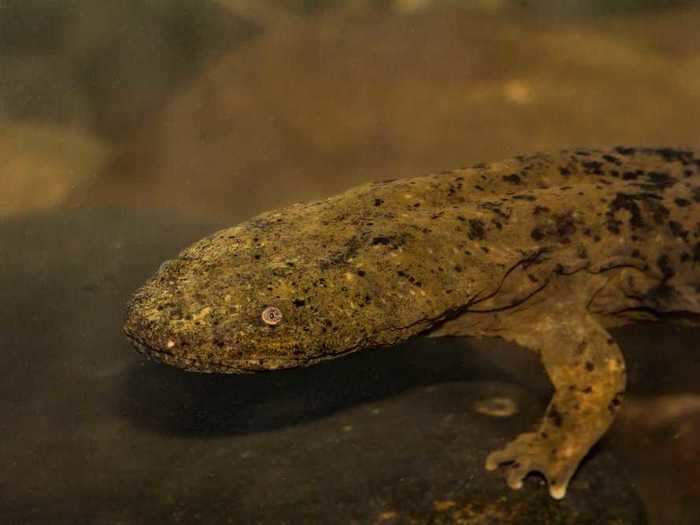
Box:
[2,2,699,524]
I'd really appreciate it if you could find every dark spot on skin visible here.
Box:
[559,167,571,176]
[614,146,637,156]
[474,185,485,191]
[533,205,550,216]
[454,265,463,272]
[468,219,486,241]
[548,407,564,427]
[675,197,691,207]
[371,237,392,246]
[480,202,511,220]
[480,246,490,253]
[531,227,544,241]
[653,147,695,164]
[530,211,577,243]
[669,221,689,241]
[502,174,522,184]
[643,171,677,190]
[582,386,593,394]
[582,160,604,175]
[292,299,306,307]
[374,198,384,207]
[554,212,577,240]
[254,254,261,260]
[607,192,669,232]
[657,254,675,279]
[585,362,595,372]
[648,198,670,224]
[602,154,622,165]
[608,391,625,413]
[694,242,700,262]
[607,193,644,232]
[396,270,421,287]
[357,270,366,277]
[319,236,365,269]
[512,194,536,201]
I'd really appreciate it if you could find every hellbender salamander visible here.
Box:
[124,147,700,498]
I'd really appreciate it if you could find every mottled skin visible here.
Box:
[125,147,700,499]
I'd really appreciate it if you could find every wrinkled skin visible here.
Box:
[125,147,700,498]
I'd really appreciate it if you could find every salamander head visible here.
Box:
[123,197,445,373]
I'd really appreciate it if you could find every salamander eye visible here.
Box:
[261,306,283,325]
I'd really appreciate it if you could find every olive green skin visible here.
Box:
[125,147,699,373]
[124,147,700,498]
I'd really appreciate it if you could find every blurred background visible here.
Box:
[2,2,700,524]
[2,0,700,222]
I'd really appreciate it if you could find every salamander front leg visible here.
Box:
[485,309,626,499]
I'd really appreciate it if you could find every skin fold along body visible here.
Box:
[124,147,700,499]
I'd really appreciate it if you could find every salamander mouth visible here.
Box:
[122,328,173,361]
[123,323,272,374]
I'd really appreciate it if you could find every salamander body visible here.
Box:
[125,147,700,498]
